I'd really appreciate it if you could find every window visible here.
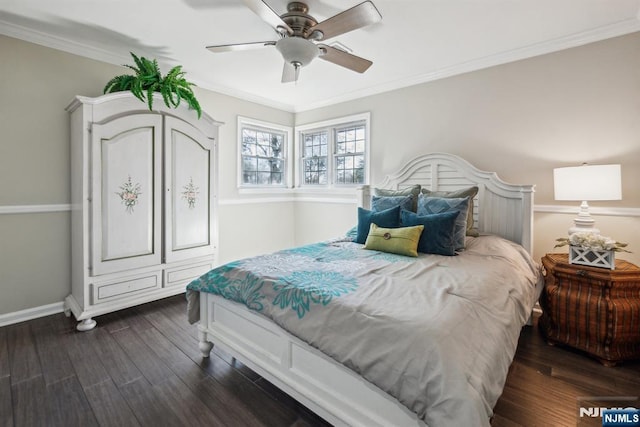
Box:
[238,117,293,190]
[302,131,328,185]
[297,113,370,188]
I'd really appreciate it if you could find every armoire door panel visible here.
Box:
[91,114,163,275]
[165,116,215,263]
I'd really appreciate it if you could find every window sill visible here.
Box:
[237,186,293,195]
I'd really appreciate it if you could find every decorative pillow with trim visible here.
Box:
[400,209,459,256]
[373,184,421,212]
[417,195,470,250]
[371,195,414,214]
[364,223,424,257]
[421,186,479,237]
[356,205,401,244]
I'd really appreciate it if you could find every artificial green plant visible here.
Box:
[103,52,202,118]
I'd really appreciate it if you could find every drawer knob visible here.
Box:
[576,269,588,277]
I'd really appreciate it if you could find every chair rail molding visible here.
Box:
[535,205,640,218]
[0,204,72,215]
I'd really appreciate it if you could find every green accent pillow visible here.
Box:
[421,186,479,237]
[364,223,424,257]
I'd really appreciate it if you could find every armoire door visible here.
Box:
[90,114,163,275]
[164,116,216,263]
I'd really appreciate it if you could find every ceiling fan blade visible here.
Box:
[242,0,293,35]
[281,62,299,83]
[317,44,372,73]
[311,1,382,41]
[206,41,276,53]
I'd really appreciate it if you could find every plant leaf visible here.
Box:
[103,52,202,117]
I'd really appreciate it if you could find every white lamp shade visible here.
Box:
[554,164,622,201]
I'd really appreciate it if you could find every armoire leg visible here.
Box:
[77,318,97,331]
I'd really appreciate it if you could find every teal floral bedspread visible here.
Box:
[187,238,411,319]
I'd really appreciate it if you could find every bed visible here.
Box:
[186,152,543,426]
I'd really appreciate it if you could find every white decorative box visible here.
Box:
[569,246,615,270]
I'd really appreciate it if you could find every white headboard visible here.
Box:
[357,152,535,254]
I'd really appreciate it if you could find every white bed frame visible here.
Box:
[196,153,535,426]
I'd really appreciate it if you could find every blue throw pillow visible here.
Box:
[401,209,459,256]
[371,195,414,213]
[356,205,401,244]
[417,195,470,250]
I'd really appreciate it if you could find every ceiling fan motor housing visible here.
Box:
[281,2,320,38]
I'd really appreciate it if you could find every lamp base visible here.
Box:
[568,225,600,235]
[567,200,600,235]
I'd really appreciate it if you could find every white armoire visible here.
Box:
[64,93,221,331]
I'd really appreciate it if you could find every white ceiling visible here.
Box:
[1,0,639,112]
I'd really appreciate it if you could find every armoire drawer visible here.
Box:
[91,272,162,305]
[164,262,213,288]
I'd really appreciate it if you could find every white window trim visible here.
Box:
[295,112,370,190]
[237,116,294,194]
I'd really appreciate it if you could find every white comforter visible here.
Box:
[187,234,542,426]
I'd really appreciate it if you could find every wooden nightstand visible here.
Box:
[539,253,640,366]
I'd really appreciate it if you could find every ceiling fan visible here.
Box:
[206,0,382,83]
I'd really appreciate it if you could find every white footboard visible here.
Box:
[198,292,424,427]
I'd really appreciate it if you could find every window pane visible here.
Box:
[270,159,282,173]
[240,123,287,187]
[271,136,282,158]
[257,158,271,172]
[257,172,271,185]
[335,154,364,185]
[242,156,256,172]
[345,156,353,169]
[243,171,256,184]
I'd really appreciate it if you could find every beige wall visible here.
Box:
[1,31,639,318]
[295,32,640,265]
[0,35,295,315]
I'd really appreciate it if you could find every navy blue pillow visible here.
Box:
[417,195,470,250]
[401,209,459,256]
[356,206,401,244]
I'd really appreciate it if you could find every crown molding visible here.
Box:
[294,18,640,112]
[3,16,639,114]
[0,18,128,65]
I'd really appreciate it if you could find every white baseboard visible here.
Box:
[0,301,65,327]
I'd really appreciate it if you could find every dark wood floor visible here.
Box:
[1,295,638,427]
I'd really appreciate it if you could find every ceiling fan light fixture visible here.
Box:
[275,37,319,67]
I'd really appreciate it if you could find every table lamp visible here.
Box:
[553,164,622,235]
